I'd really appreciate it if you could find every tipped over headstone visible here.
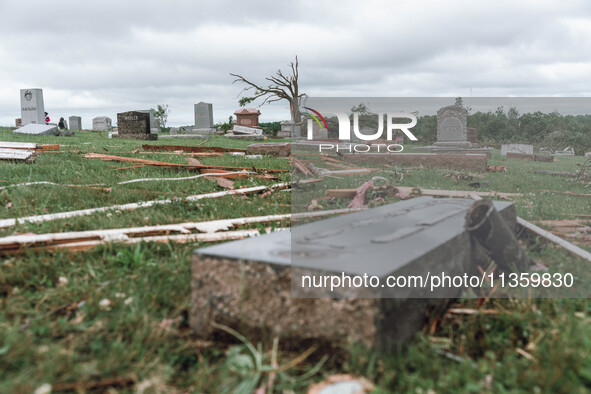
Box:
[13,124,58,136]
[190,197,518,349]
[501,144,534,156]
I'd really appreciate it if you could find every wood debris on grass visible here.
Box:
[0,141,59,151]
[84,152,285,177]
[0,148,37,162]
[0,182,290,230]
[0,208,360,254]
[291,157,314,176]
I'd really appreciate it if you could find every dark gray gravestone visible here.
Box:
[190,197,517,349]
[115,111,157,140]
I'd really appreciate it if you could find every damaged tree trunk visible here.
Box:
[465,199,532,272]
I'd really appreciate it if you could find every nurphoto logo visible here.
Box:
[303,107,418,153]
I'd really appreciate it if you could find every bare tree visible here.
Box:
[230,56,305,123]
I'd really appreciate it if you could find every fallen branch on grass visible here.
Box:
[0,182,289,229]
[0,181,111,192]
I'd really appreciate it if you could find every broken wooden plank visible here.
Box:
[84,152,285,173]
[0,148,36,162]
[0,208,359,255]
[141,144,245,153]
[291,157,314,176]
[517,216,591,263]
[0,141,38,150]
[0,182,289,229]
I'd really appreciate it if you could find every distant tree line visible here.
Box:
[323,104,591,154]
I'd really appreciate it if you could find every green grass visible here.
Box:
[1,127,590,392]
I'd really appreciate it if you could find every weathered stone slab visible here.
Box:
[195,102,214,129]
[159,134,208,139]
[115,111,157,140]
[69,116,82,130]
[434,105,471,148]
[534,154,553,162]
[13,124,58,136]
[501,144,533,156]
[246,142,290,157]
[343,153,488,172]
[232,125,262,135]
[20,88,45,125]
[506,152,534,161]
[411,146,492,158]
[190,197,516,348]
[92,117,112,131]
[225,134,265,140]
[555,147,575,156]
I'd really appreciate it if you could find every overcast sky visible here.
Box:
[1,0,590,128]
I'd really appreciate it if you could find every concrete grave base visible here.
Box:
[246,142,290,157]
[159,134,208,139]
[343,153,488,172]
[13,124,59,136]
[412,146,492,158]
[506,152,554,162]
[112,133,158,140]
[225,134,265,140]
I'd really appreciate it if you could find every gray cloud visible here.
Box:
[1,0,590,128]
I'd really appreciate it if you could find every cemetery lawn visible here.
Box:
[0,127,590,392]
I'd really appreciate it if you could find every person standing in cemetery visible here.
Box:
[45,112,50,124]
[58,117,66,130]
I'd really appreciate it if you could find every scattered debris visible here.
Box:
[205,176,235,189]
[291,157,314,176]
[0,209,360,254]
[488,166,507,172]
[0,148,37,162]
[84,152,285,175]
[0,183,289,230]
